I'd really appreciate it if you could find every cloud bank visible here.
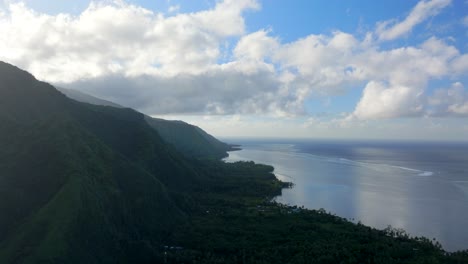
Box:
[0,0,467,121]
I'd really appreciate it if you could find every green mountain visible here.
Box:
[0,61,194,263]
[1,61,466,263]
[58,87,235,159]
[144,117,236,160]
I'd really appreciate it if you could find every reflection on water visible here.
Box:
[224,141,468,251]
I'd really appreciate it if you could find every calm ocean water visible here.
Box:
[223,139,468,252]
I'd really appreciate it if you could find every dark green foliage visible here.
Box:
[68,103,199,190]
[164,160,465,264]
[0,61,466,263]
[56,86,234,160]
[144,116,234,160]
[0,61,186,263]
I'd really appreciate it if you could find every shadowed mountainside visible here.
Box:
[1,61,467,264]
[0,62,194,263]
[57,87,123,108]
[144,116,236,160]
[58,87,235,159]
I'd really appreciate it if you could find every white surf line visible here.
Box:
[274,173,295,183]
[296,151,435,177]
[388,165,434,176]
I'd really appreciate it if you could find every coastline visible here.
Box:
[227,144,242,152]
[188,147,468,262]
[223,141,468,253]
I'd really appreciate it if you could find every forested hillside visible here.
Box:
[58,87,235,159]
[145,116,235,160]
[0,62,190,263]
[1,61,466,263]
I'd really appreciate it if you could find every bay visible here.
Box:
[223,139,468,252]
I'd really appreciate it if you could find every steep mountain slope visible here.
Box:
[3,62,463,264]
[57,87,234,159]
[0,62,194,263]
[145,116,234,159]
[57,87,123,108]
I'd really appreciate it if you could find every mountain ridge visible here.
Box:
[1,61,467,263]
[0,61,190,262]
[57,87,123,108]
[58,86,235,159]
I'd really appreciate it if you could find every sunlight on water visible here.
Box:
[224,140,468,251]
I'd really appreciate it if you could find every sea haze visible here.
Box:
[223,139,468,252]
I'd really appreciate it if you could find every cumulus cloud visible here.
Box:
[0,0,258,82]
[376,0,451,41]
[62,67,283,115]
[274,32,359,82]
[0,0,466,121]
[234,29,279,61]
[347,37,463,120]
[351,81,424,120]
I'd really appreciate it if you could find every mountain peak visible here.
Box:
[0,61,69,122]
[0,61,36,85]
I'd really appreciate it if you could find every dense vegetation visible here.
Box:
[58,87,235,160]
[145,117,235,160]
[0,62,191,263]
[164,160,468,263]
[0,61,467,263]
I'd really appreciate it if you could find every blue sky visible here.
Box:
[14,0,466,49]
[0,0,467,140]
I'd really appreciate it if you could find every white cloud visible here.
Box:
[271,31,362,100]
[193,0,259,37]
[360,37,457,85]
[346,37,462,120]
[376,0,451,41]
[234,29,279,61]
[0,0,466,123]
[428,82,468,116]
[168,4,179,13]
[351,81,424,120]
[451,54,468,75]
[0,0,258,82]
[158,114,468,141]
[62,66,283,115]
[274,32,358,77]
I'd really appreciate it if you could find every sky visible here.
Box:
[0,0,467,141]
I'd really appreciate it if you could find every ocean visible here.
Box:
[223,139,468,252]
